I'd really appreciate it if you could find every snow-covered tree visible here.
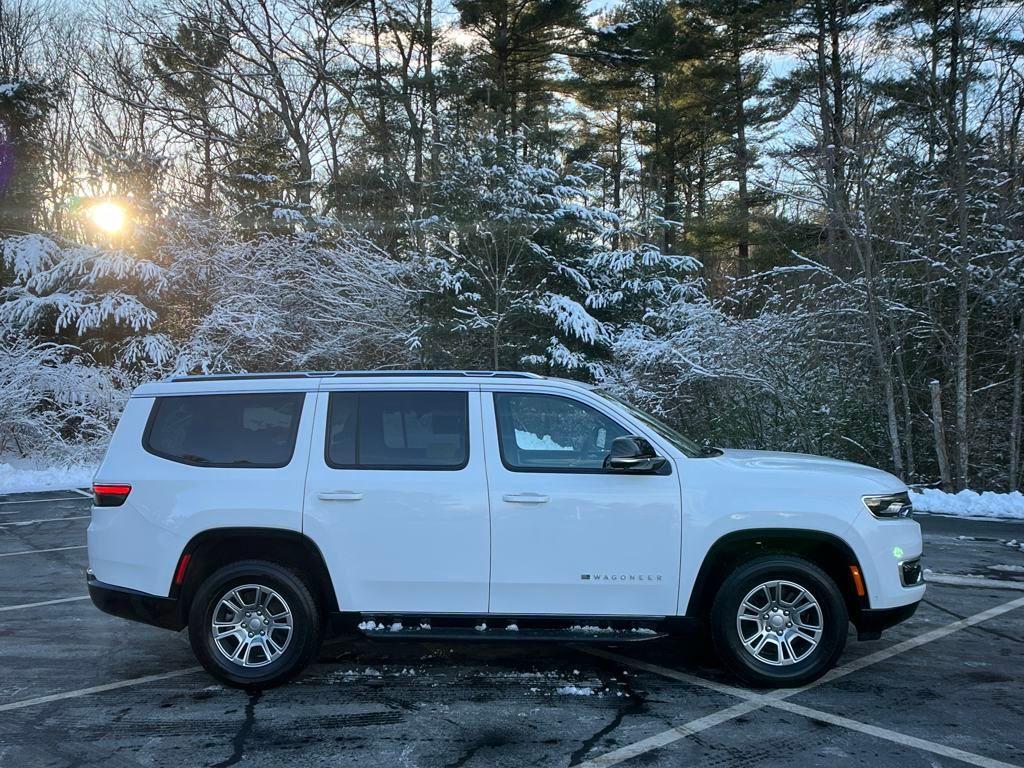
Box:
[166,220,421,373]
[0,233,169,364]
[0,332,128,462]
[415,133,695,378]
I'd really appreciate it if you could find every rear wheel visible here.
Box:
[188,560,323,688]
[710,555,848,687]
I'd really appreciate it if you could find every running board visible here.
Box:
[355,623,668,643]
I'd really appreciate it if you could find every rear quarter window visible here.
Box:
[143,392,305,468]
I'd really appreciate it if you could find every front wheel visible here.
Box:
[188,560,323,688]
[710,555,848,687]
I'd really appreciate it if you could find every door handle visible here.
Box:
[318,491,364,501]
[502,493,549,504]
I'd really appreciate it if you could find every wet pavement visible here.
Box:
[0,491,1022,768]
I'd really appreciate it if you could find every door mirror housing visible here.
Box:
[603,435,667,473]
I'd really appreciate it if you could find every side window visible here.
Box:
[493,392,629,472]
[144,392,304,468]
[326,391,469,470]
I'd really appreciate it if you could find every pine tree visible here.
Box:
[0,80,56,234]
[221,112,308,236]
[452,0,589,138]
[144,12,229,210]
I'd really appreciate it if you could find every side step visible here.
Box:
[355,622,668,643]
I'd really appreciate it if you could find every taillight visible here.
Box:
[93,483,132,507]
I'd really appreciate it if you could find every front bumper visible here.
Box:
[853,600,919,641]
[87,572,185,631]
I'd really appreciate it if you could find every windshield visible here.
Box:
[595,390,710,458]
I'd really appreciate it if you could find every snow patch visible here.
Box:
[0,462,96,494]
[912,489,1024,520]
[556,685,594,696]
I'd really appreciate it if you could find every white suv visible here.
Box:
[87,371,924,688]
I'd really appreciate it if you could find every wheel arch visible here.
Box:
[172,527,339,623]
[685,528,868,620]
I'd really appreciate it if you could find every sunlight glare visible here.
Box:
[90,201,127,234]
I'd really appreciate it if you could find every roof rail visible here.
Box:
[168,370,543,383]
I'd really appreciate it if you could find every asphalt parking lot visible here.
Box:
[1,490,1023,768]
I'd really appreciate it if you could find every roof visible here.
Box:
[168,370,543,383]
[131,370,596,398]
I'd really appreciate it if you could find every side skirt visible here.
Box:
[326,613,702,642]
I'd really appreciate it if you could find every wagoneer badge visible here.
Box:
[581,574,663,582]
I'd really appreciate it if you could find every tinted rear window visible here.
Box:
[326,391,468,470]
[144,393,304,468]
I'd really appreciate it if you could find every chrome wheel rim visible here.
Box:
[211,583,293,668]
[736,579,823,666]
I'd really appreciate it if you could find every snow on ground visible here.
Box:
[0,460,96,494]
[556,685,594,696]
[912,489,1024,520]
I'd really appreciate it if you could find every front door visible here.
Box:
[483,390,682,616]
[304,387,490,613]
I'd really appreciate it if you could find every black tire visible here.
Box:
[710,555,848,687]
[188,559,323,689]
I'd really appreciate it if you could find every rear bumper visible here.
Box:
[87,572,185,631]
[853,600,919,641]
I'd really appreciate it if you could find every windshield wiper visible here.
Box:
[698,446,723,457]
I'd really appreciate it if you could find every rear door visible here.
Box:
[483,388,682,616]
[303,386,490,613]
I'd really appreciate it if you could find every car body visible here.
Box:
[87,370,925,687]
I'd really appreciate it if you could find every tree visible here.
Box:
[452,0,589,138]
[221,112,307,236]
[415,132,691,377]
[144,12,229,210]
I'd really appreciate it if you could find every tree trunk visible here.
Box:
[731,30,750,279]
[813,0,839,266]
[369,0,390,170]
[612,104,623,251]
[201,106,214,209]
[950,0,971,489]
[1009,311,1024,490]
[839,205,903,477]
[930,380,954,492]
[424,0,440,185]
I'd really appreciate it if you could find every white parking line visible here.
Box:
[0,496,88,506]
[778,593,1024,697]
[772,699,1022,768]
[576,700,764,768]
[70,488,93,498]
[583,647,755,701]
[0,596,90,612]
[582,593,1024,767]
[0,515,90,527]
[0,667,202,714]
[926,573,1024,591]
[0,545,87,558]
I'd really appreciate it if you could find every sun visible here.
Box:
[90,201,128,234]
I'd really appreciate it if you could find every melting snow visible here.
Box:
[988,565,1024,573]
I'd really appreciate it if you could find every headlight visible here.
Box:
[862,491,913,518]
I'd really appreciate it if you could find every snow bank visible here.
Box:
[0,462,95,494]
[912,489,1024,520]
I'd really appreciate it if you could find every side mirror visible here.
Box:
[603,435,667,473]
